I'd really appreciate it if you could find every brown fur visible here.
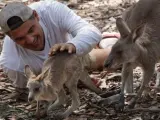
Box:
[104,0,160,109]
[25,51,101,118]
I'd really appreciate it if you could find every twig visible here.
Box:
[88,102,109,113]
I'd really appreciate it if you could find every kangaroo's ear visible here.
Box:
[38,68,49,81]
[24,65,36,79]
[116,18,131,38]
[131,24,144,43]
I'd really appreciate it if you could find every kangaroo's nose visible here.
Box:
[28,97,33,102]
[104,59,112,68]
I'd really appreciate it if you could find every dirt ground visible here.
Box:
[1,0,160,120]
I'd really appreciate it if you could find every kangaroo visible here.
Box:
[25,51,101,119]
[103,0,160,110]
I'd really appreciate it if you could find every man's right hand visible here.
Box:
[48,43,76,56]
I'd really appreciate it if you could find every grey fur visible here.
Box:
[104,0,160,109]
[25,52,101,118]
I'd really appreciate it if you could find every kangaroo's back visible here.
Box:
[42,52,82,88]
[123,0,159,30]
[122,0,160,59]
[43,51,82,72]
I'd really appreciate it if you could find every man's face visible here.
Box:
[8,11,45,51]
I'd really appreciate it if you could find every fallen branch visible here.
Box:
[124,107,160,113]
[99,89,121,98]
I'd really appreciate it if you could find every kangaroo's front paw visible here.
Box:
[35,109,41,118]
[114,93,125,112]
[47,105,52,112]
[35,112,40,119]
[114,101,125,112]
[35,110,47,119]
[47,108,51,116]
[54,112,65,120]
[128,97,136,109]
[47,107,52,116]
[48,103,64,112]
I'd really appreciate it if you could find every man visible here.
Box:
[0,1,117,101]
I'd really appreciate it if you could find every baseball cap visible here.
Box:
[0,2,33,33]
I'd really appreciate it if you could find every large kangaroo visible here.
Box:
[103,0,160,110]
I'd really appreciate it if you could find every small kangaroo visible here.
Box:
[103,0,160,110]
[25,51,101,119]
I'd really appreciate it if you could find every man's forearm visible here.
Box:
[68,25,102,56]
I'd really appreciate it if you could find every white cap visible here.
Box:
[0,2,33,32]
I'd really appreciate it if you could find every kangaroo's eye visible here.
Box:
[116,50,122,54]
[34,87,39,92]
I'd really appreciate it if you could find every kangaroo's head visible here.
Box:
[104,18,143,69]
[24,65,48,102]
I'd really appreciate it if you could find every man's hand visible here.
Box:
[48,43,76,56]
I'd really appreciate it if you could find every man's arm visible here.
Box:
[48,2,102,56]
[0,36,28,88]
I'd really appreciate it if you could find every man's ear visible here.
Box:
[24,65,36,78]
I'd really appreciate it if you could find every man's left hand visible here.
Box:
[48,43,76,56]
